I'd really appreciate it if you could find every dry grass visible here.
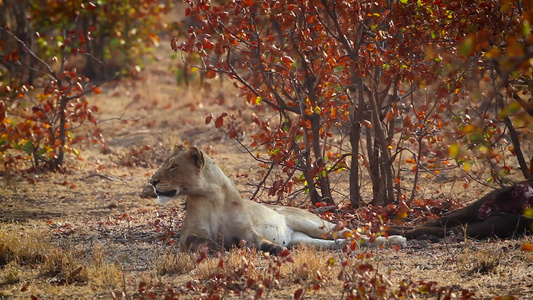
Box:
[0,227,122,297]
[2,225,531,299]
[147,243,399,299]
[153,246,195,276]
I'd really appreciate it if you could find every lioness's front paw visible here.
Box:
[185,235,225,254]
[387,235,407,247]
[259,242,285,255]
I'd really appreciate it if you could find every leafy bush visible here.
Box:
[0,1,171,171]
[0,26,102,171]
[176,0,533,207]
[1,0,171,82]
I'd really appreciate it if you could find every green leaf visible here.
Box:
[270,148,280,155]
[470,132,484,143]
[448,143,460,159]
[37,147,47,156]
[23,140,33,154]
[459,35,474,56]
[521,21,531,38]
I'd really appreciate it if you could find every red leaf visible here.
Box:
[279,249,291,257]
[93,87,101,94]
[69,266,83,279]
[205,113,213,124]
[138,281,147,293]
[203,40,214,50]
[358,264,374,272]
[196,245,208,264]
[246,278,255,287]
[331,222,345,232]
[255,287,264,299]
[215,116,224,128]
[294,288,303,300]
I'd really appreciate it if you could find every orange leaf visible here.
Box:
[521,242,533,252]
[206,70,217,79]
[93,87,101,94]
[281,55,294,65]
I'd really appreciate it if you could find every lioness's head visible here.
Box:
[150,145,205,204]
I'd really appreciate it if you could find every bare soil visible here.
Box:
[1,44,533,300]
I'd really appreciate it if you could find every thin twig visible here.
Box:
[0,27,58,80]
[80,173,121,182]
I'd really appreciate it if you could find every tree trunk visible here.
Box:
[310,113,334,205]
[368,90,394,205]
[349,77,365,208]
[53,96,68,170]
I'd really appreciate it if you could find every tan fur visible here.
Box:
[150,146,406,254]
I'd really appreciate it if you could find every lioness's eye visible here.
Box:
[170,164,178,169]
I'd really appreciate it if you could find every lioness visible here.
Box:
[388,180,533,239]
[149,146,406,253]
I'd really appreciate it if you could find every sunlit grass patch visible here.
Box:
[153,246,196,276]
[149,246,343,298]
[0,227,122,290]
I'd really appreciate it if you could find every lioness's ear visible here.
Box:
[172,145,185,155]
[186,147,205,169]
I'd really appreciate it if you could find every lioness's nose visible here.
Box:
[150,179,160,187]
